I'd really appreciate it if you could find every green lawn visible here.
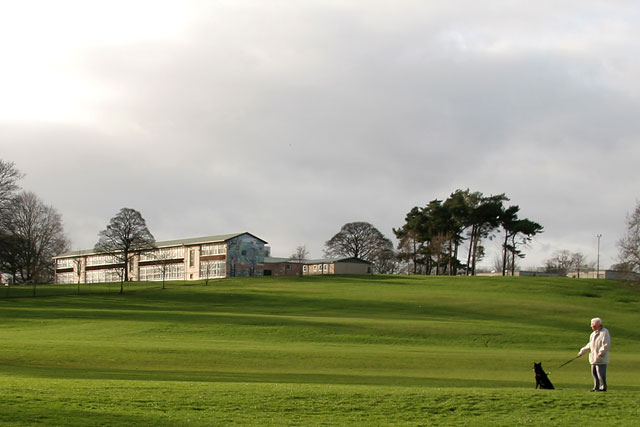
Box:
[1,275,639,425]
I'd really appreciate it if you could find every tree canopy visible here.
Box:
[1,161,68,286]
[499,205,544,275]
[395,189,542,275]
[4,192,69,285]
[95,207,155,292]
[324,222,393,273]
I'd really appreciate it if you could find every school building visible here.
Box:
[53,232,269,284]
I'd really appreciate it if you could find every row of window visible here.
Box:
[139,247,185,262]
[56,258,75,269]
[201,244,227,256]
[199,260,226,279]
[60,243,227,270]
[303,264,329,273]
[58,264,190,283]
[139,264,185,281]
[56,243,233,283]
[86,254,120,267]
[56,272,76,284]
[86,269,122,283]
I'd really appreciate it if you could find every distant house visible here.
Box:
[261,257,372,276]
[53,232,268,284]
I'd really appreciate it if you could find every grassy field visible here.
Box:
[0,275,639,425]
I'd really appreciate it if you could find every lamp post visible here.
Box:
[596,234,602,279]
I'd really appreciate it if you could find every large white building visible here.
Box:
[53,232,269,284]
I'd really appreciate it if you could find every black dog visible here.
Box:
[533,362,554,389]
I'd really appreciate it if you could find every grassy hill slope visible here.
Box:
[0,275,638,425]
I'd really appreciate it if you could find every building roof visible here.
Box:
[263,257,305,264]
[55,232,267,259]
[153,232,267,248]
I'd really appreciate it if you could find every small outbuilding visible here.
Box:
[261,257,372,276]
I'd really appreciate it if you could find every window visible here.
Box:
[86,254,120,266]
[56,258,74,269]
[86,268,122,283]
[323,264,328,271]
[140,247,184,261]
[199,261,226,279]
[55,272,75,284]
[313,265,318,272]
[303,265,308,273]
[189,250,195,267]
[139,264,185,281]
[201,244,226,256]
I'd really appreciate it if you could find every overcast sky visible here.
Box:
[2,0,639,269]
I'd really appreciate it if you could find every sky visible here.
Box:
[2,0,639,270]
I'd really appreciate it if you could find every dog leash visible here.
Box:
[548,356,579,374]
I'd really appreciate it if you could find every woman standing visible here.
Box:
[577,317,611,392]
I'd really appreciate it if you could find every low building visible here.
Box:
[53,232,268,284]
[567,269,640,281]
[261,256,372,276]
[260,257,304,276]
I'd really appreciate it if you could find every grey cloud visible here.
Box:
[2,1,639,266]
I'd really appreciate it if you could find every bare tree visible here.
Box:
[147,248,174,289]
[73,257,84,294]
[545,250,590,277]
[201,261,213,286]
[618,201,640,272]
[95,208,155,294]
[290,245,309,262]
[570,252,589,278]
[2,192,69,292]
[0,232,26,285]
[0,160,25,283]
[372,247,399,274]
[290,245,309,276]
[545,250,573,276]
[0,160,23,213]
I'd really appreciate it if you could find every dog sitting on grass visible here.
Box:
[533,362,554,389]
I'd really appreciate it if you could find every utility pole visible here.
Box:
[596,234,602,279]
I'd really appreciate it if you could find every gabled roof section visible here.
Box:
[54,232,267,258]
[263,256,305,264]
[157,232,268,247]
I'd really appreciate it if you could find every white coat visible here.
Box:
[579,327,610,365]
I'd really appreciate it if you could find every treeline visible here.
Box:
[1,157,546,284]
[0,160,69,286]
[394,189,543,275]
